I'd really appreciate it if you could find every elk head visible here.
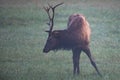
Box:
[43,2,63,53]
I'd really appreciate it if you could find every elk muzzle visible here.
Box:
[43,48,50,53]
[43,35,58,53]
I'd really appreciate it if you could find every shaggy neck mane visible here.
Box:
[52,30,78,51]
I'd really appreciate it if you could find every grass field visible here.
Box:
[0,0,120,80]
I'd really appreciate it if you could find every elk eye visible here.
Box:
[48,36,54,41]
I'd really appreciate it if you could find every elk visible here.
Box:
[43,3,101,76]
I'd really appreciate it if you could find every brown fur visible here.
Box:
[67,14,91,44]
[43,14,91,51]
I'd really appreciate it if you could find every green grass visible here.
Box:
[0,0,120,80]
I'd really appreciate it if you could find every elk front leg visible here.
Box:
[82,46,102,76]
[72,48,81,75]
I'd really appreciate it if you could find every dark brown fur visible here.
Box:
[43,14,101,76]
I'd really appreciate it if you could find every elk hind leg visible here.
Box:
[83,47,102,76]
[72,48,81,75]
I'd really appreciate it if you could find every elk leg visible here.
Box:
[82,47,102,76]
[72,48,81,75]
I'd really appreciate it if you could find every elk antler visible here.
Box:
[43,2,64,36]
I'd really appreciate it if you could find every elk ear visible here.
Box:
[53,31,60,38]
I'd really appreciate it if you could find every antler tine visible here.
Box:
[49,2,64,31]
[43,6,51,20]
[49,2,64,20]
[53,2,64,9]
[44,2,64,36]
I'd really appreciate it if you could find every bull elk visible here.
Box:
[43,2,101,76]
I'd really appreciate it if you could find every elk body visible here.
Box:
[43,3,101,76]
